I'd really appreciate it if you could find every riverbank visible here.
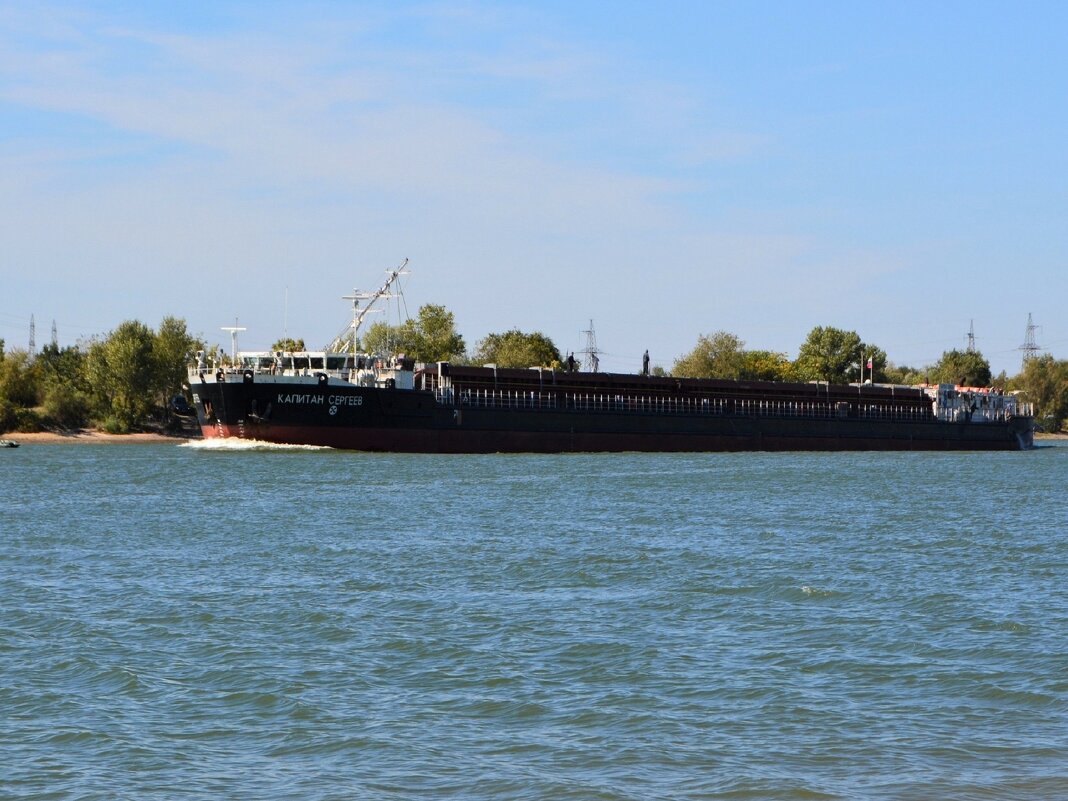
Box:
[1,429,199,445]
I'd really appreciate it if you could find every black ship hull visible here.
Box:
[191,371,1033,452]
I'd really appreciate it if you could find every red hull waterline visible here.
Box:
[201,422,1028,453]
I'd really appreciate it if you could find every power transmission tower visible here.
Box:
[1019,312,1041,367]
[966,319,976,353]
[51,320,58,348]
[581,319,600,373]
[28,314,36,361]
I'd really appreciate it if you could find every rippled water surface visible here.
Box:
[3,441,1068,800]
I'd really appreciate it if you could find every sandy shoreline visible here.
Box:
[1,430,199,444]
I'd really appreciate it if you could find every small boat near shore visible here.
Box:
[0,439,20,448]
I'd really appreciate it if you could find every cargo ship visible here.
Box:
[187,273,1034,452]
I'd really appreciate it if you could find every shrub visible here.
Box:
[1039,415,1063,434]
[41,384,90,430]
[0,399,15,434]
[13,407,42,433]
[99,416,132,435]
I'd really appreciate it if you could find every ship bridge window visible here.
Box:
[326,355,351,371]
[310,357,324,369]
[240,355,275,370]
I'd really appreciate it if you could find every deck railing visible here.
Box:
[933,406,1021,423]
[436,388,941,422]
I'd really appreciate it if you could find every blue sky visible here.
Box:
[2,1,1065,376]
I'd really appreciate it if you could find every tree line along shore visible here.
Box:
[2,305,1066,436]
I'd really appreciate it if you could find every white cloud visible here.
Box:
[4,3,1055,377]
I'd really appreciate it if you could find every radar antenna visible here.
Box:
[328,259,411,354]
[220,318,246,364]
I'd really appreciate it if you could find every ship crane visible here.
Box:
[326,259,410,354]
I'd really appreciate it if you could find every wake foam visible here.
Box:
[179,438,332,452]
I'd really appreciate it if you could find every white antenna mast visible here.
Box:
[220,318,246,363]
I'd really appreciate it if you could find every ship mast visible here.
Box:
[330,259,411,354]
[220,318,246,364]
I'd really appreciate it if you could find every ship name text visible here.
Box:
[275,392,363,407]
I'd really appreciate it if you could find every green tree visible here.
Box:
[154,317,202,429]
[361,320,416,358]
[0,398,13,433]
[739,349,795,382]
[673,334,801,381]
[0,348,38,408]
[407,304,466,362]
[672,331,747,379]
[35,342,90,429]
[474,329,561,368]
[36,342,86,388]
[40,381,90,429]
[0,348,41,432]
[155,317,200,398]
[930,349,992,387]
[1013,355,1068,432]
[85,320,157,432]
[271,337,306,352]
[795,326,863,384]
[859,345,889,383]
[359,304,465,362]
[883,362,926,386]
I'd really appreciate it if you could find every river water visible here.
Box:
[2,441,1067,800]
